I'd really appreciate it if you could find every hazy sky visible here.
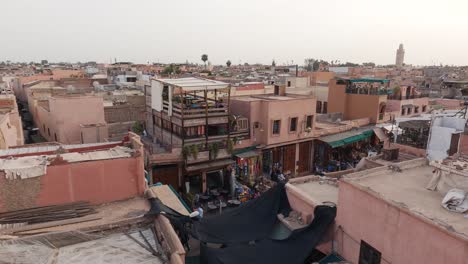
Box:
[1,0,467,66]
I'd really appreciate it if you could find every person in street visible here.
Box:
[196,204,204,219]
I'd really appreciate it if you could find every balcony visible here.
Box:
[345,87,390,96]
[162,98,228,119]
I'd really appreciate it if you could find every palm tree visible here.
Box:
[201,54,208,68]
[226,60,232,68]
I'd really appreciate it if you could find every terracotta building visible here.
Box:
[328,78,390,123]
[386,85,430,118]
[286,157,468,263]
[35,95,108,144]
[0,133,145,212]
[230,85,317,178]
[144,77,249,193]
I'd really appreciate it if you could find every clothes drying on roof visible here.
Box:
[441,189,468,213]
[0,156,48,180]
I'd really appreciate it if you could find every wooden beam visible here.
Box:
[1,216,102,235]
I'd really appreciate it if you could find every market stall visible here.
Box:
[234,150,261,186]
[315,127,379,173]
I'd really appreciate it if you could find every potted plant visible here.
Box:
[189,144,199,160]
[182,146,190,160]
[209,142,220,160]
[227,138,235,154]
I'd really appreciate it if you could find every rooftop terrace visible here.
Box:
[344,158,468,240]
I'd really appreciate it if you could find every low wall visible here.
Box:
[0,144,146,213]
[337,180,468,264]
[392,143,426,157]
[154,215,186,264]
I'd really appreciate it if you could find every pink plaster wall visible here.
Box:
[0,139,146,213]
[230,96,317,147]
[36,95,107,144]
[327,81,386,123]
[285,182,334,255]
[387,97,429,117]
[336,181,468,264]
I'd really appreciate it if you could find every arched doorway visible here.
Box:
[379,102,386,120]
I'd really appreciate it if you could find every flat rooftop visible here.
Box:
[0,141,122,158]
[288,176,339,205]
[155,77,228,91]
[0,227,165,264]
[345,163,468,239]
[0,197,149,236]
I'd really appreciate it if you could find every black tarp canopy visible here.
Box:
[148,183,337,264]
[191,183,291,244]
[200,205,337,264]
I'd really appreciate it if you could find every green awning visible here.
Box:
[342,134,366,144]
[349,78,390,83]
[362,130,374,137]
[328,140,346,148]
[320,127,375,148]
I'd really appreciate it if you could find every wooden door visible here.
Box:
[153,164,179,189]
[298,141,313,174]
[282,144,296,174]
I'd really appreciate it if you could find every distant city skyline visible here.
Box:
[1,0,468,66]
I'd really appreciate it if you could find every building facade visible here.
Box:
[328,78,391,123]
[144,77,248,193]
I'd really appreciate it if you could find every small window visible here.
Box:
[407,107,412,115]
[359,240,381,264]
[289,117,298,132]
[401,107,405,116]
[287,81,291,87]
[415,106,419,113]
[323,102,328,114]
[422,105,427,112]
[306,115,313,129]
[162,85,169,101]
[237,118,248,131]
[272,120,281,135]
[54,133,58,141]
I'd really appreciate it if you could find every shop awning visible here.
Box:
[319,127,374,148]
[235,150,260,159]
[373,127,389,141]
[342,134,367,144]
[186,159,233,172]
